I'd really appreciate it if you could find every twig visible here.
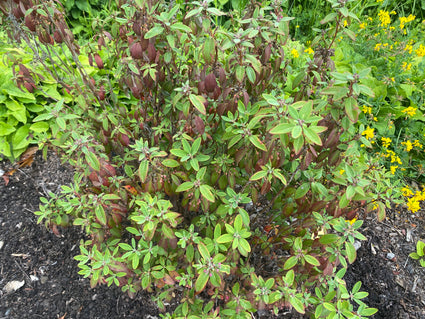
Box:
[13,258,33,288]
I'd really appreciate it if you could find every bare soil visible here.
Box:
[1,151,425,318]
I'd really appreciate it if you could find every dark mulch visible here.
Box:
[1,151,425,318]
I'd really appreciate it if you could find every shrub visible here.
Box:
[3,0,393,317]
[0,33,62,161]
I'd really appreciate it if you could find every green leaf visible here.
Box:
[249,170,267,181]
[216,234,233,243]
[304,255,320,266]
[273,170,287,185]
[29,122,49,133]
[246,66,256,84]
[345,241,356,264]
[85,151,100,171]
[144,26,164,39]
[303,127,322,145]
[295,182,310,199]
[162,159,180,167]
[189,94,206,115]
[138,160,149,183]
[345,97,359,123]
[95,205,107,226]
[270,122,294,134]
[203,37,215,64]
[248,135,267,151]
[170,148,188,158]
[283,256,298,270]
[198,242,210,260]
[235,65,244,82]
[170,22,192,33]
[176,181,194,192]
[195,270,209,292]
[319,234,339,244]
[239,238,251,256]
[200,185,215,202]
[262,93,279,106]
[289,296,305,314]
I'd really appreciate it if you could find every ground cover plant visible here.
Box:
[2,0,423,317]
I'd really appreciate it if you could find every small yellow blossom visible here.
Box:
[402,106,417,117]
[390,165,398,174]
[381,137,391,148]
[378,10,391,27]
[291,48,299,58]
[399,14,416,29]
[413,140,423,148]
[339,169,345,175]
[343,20,348,27]
[401,140,413,151]
[374,43,382,51]
[404,44,413,54]
[402,186,413,197]
[415,44,425,57]
[407,197,421,213]
[359,22,367,29]
[390,11,396,15]
[304,47,314,55]
[362,126,375,140]
[362,105,372,114]
[373,117,378,121]
[402,62,412,71]
[347,217,358,225]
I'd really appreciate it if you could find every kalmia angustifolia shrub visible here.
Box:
[3,0,393,317]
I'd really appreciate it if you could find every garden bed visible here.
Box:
[1,151,425,318]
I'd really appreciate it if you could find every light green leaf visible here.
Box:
[200,185,215,202]
[85,151,100,171]
[195,270,209,292]
[176,181,194,192]
[144,26,164,39]
[138,160,149,183]
[249,170,267,181]
[248,135,267,151]
[189,94,206,115]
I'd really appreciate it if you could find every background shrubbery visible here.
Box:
[1,0,424,318]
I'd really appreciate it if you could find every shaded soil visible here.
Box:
[1,151,425,318]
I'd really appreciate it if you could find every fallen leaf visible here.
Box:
[3,280,25,293]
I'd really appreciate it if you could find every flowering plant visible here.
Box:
[336,3,425,212]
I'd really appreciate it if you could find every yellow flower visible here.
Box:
[381,137,391,148]
[359,22,367,29]
[339,169,345,175]
[415,44,425,57]
[362,126,375,140]
[402,186,413,197]
[390,165,398,174]
[413,140,423,148]
[374,43,382,51]
[291,48,299,58]
[401,140,413,152]
[407,197,421,213]
[304,47,314,55]
[402,62,412,71]
[404,44,413,54]
[347,217,358,225]
[378,10,391,27]
[390,11,397,15]
[401,106,417,117]
[362,105,372,114]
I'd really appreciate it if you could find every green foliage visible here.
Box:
[409,240,425,267]
[0,38,56,161]
[2,0,404,317]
